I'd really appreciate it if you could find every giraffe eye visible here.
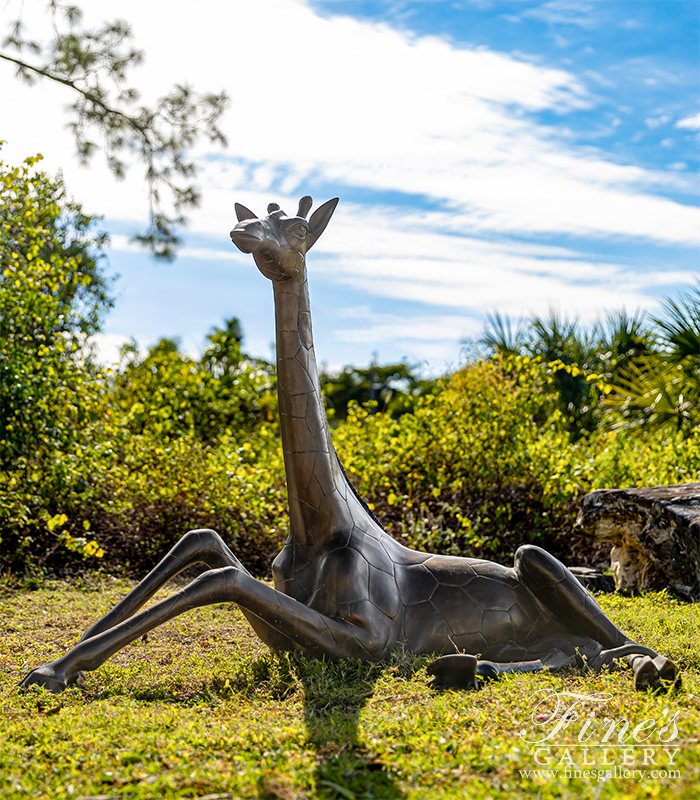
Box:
[290,223,308,239]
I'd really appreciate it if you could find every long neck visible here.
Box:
[273,269,348,548]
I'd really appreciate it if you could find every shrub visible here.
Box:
[0,152,112,468]
[335,357,700,565]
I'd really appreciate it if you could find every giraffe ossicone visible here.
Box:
[20,197,680,695]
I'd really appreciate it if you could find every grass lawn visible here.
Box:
[0,578,698,799]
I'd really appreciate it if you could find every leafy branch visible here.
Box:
[1,2,229,259]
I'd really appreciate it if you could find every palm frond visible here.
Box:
[653,280,700,363]
[605,354,698,432]
[479,311,527,357]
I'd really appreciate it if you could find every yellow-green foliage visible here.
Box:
[112,335,278,443]
[0,153,111,468]
[335,357,700,560]
[334,358,561,556]
[2,153,700,574]
[0,405,288,574]
[3,348,700,575]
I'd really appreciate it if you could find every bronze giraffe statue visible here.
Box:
[21,196,679,694]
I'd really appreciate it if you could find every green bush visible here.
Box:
[4,342,700,577]
[0,152,112,468]
[335,356,700,564]
[0,152,115,568]
[112,327,277,444]
[335,357,572,561]
[0,351,286,576]
[3,152,700,578]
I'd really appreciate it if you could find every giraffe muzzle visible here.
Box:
[230,222,265,253]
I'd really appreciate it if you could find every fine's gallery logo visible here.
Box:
[518,690,682,784]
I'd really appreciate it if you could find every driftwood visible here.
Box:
[575,483,700,600]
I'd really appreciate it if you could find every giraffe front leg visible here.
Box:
[78,528,248,645]
[54,528,248,689]
[21,567,387,694]
[20,566,242,694]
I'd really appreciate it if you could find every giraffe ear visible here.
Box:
[235,203,258,222]
[297,195,313,218]
[306,198,339,250]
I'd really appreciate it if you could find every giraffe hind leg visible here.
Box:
[515,545,680,690]
[514,544,628,650]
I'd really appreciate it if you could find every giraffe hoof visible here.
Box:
[67,670,87,689]
[633,656,657,690]
[632,655,680,692]
[19,665,67,695]
[653,656,682,689]
[427,654,479,690]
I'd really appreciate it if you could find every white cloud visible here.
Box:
[1,0,697,370]
[3,0,696,249]
[334,309,476,345]
[522,1,600,29]
[619,19,642,31]
[194,154,700,253]
[645,115,671,129]
[676,112,700,130]
[88,332,203,364]
[583,70,615,89]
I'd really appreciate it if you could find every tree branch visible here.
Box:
[0,51,151,143]
[1,8,229,261]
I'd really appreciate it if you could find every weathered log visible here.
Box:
[575,483,700,600]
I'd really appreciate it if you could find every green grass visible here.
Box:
[1,580,698,799]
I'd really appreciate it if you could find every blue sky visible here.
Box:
[2,0,699,372]
[324,0,698,175]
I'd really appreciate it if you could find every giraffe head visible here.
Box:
[230,196,339,282]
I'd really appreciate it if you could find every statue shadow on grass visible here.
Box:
[35,633,419,799]
[288,654,416,800]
